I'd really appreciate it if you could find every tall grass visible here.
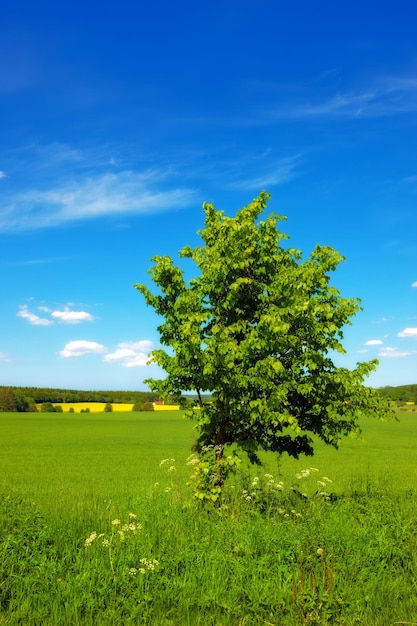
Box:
[1,410,416,624]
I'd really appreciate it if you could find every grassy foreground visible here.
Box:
[0,410,416,625]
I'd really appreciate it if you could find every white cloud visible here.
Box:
[0,351,10,362]
[59,340,107,358]
[103,340,153,367]
[412,281,417,288]
[118,340,153,351]
[0,169,196,232]
[397,328,417,339]
[17,305,53,326]
[364,339,383,346]
[51,309,94,324]
[0,171,7,179]
[17,303,95,325]
[378,346,417,358]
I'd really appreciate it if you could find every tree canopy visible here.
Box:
[136,192,390,466]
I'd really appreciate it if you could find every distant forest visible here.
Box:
[0,386,159,412]
[0,384,416,412]
[376,384,417,404]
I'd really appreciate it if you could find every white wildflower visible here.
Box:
[186,456,200,466]
[159,458,175,466]
[85,532,97,547]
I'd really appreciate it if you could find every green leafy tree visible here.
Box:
[104,402,113,413]
[0,387,18,412]
[132,402,154,412]
[135,192,390,480]
[24,397,38,412]
[40,402,56,413]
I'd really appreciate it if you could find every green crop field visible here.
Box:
[1,410,416,625]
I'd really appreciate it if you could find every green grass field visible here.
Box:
[1,410,416,625]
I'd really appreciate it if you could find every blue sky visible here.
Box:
[0,0,416,391]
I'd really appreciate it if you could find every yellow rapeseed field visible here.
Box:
[153,405,180,411]
[36,402,134,413]
[36,402,181,412]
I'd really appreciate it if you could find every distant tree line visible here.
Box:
[377,384,417,405]
[0,387,37,412]
[0,386,187,412]
[2,384,414,413]
[0,386,159,410]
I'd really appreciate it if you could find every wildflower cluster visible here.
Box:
[159,458,176,473]
[293,467,333,499]
[84,513,159,581]
[159,458,179,493]
[186,447,242,504]
[316,476,333,498]
[295,467,319,481]
[128,557,160,576]
[85,512,141,548]
[241,472,289,513]
[239,468,335,515]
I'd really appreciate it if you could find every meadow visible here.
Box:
[0,410,416,625]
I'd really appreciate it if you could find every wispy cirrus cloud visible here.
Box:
[0,171,7,179]
[103,340,153,367]
[4,256,77,268]
[412,281,417,288]
[0,351,10,362]
[402,176,417,185]
[263,75,417,121]
[59,340,107,358]
[18,304,95,325]
[378,346,417,358]
[0,168,196,232]
[230,155,301,191]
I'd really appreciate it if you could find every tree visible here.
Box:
[0,387,18,412]
[104,402,113,412]
[135,192,390,477]
[40,402,56,413]
[132,401,154,412]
